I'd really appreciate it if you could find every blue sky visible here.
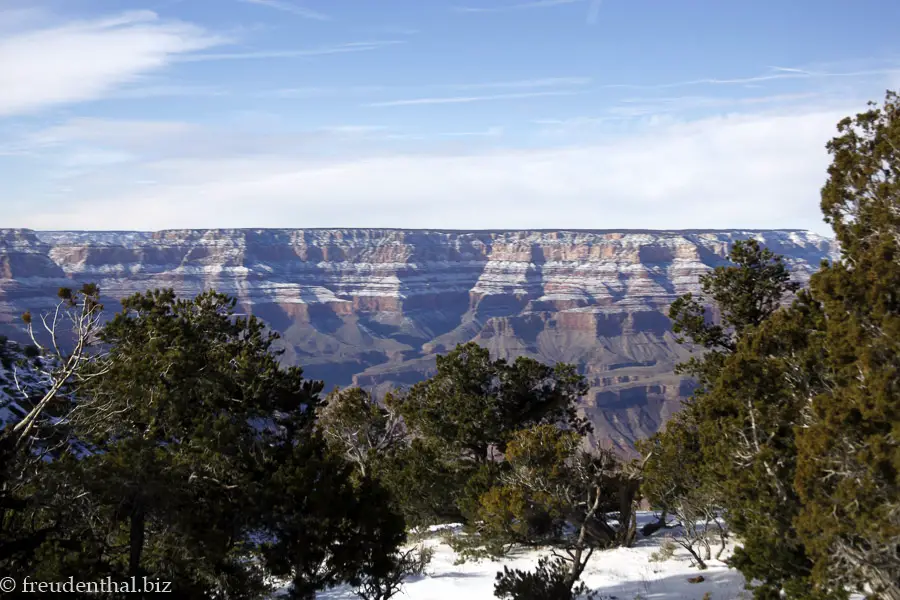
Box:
[2,0,899,233]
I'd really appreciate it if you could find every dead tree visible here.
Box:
[8,284,107,447]
[316,387,406,478]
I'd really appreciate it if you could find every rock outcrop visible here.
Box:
[0,228,838,451]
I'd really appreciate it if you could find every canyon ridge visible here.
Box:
[0,228,838,451]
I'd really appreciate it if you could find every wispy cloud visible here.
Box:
[257,77,586,100]
[533,116,623,134]
[531,93,824,134]
[607,92,821,117]
[24,118,199,149]
[455,0,584,13]
[237,0,330,21]
[603,66,900,90]
[586,0,602,24]
[256,85,387,99]
[440,126,504,137]
[320,125,389,136]
[366,90,579,107]
[112,83,230,99]
[438,77,590,90]
[455,0,600,26]
[183,40,403,61]
[0,10,224,116]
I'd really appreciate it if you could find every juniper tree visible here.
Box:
[638,411,728,570]
[662,241,830,600]
[458,424,639,595]
[13,289,405,599]
[316,387,406,479]
[794,91,900,600]
[397,342,591,466]
[391,342,592,523]
[494,555,597,600]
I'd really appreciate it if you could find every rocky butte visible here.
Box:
[0,228,838,451]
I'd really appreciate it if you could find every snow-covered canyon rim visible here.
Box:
[0,228,838,305]
[0,227,840,451]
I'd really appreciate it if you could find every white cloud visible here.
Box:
[439,126,504,137]
[455,0,585,13]
[182,40,403,61]
[256,78,587,100]
[0,10,223,116]
[366,90,580,107]
[438,77,591,90]
[23,118,199,149]
[11,107,846,235]
[604,66,900,91]
[238,0,330,20]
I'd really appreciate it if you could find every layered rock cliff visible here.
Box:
[0,228,838,451]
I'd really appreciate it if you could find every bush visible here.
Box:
[648,537,677,563]
[353,544,434,600]
[494,555,596,600]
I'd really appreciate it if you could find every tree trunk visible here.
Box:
[714,519,728,560]
[616,480,640,547]
[129,506,145,577]
[566,545,584,590]
[683,544,708,570]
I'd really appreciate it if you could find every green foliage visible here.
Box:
[352,544,434,600]
[317,387,406,479]
[794,91,900,599]
[259,435,406,600]
[397,342,591,466]
[1,288,405,599]
[669,238,800,389]
[457,424,638,596]
[389,342,591,525]
[646,92,900,600]
[638,411,728,570]
[373,436,467,527]
[654,239,834,597]
[494,555,596,600]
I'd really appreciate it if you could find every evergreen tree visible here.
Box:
[638,411,728,570]
[459,424,638,593]
[316,387,406,479]
[3,288,405,598]
[494,555,596,600]
[794,91,900,600]
[662,241,831,599]
[258,432,406,600]
[391,342,591,523]
[397,342,590,466]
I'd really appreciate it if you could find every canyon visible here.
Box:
[0,228,838,451]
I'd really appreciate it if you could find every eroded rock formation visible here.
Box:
[0,228,837,451]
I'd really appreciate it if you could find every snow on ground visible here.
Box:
[303,512,749,600]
